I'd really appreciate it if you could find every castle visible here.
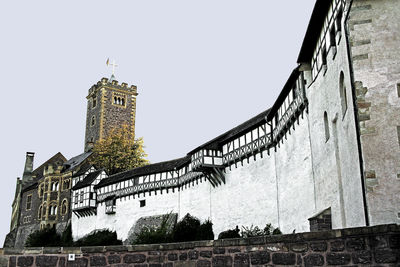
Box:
[5,0,400,248]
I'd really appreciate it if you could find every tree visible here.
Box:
[89,125,149,175]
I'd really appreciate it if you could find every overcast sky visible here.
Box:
[0,0,315,244]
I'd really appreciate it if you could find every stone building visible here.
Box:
[6,0,400,247]
[5,78,138,248]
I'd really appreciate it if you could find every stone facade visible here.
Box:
[1,224,399,266]
[348,0,400,226]
[84,78,138,152]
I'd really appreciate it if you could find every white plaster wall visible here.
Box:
[72,213,97,240]
[178,177,211,222]
[210,152,279,236]
[94,189,179,241]
[275,115,316,233]
[306,14,366,229]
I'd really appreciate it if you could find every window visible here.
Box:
[324,112,330,142]
[112,93,127,107]
[74,193,78,205]
[397,83,400,98]
[91,116,95,127]
[26,195,32,210]
[80,191,84,203]
[140,200,146,207]
[38,205,42,220]
[92,97,97,108]
[90,192,94,199]
[339,72,348,117]
[105,198,116,214]
[63,179,70,190]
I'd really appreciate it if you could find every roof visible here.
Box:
[62,152,92,173]
[188,109,271,154]
[95,156,191,188]
[21,181,38,193]
[72,170,103,190]
[266,68,300,121]
[32,152,67,179]
[297,0,332,63]
[72,161,93,178]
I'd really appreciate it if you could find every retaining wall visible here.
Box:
[1,224,399,267]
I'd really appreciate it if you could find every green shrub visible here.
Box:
[25,227,61,247]
[133,215,173,245]
[218,226,240,239]
[75,229,122,246]
[241,225,264,238]
[172,213,200,242]
[61,223,73,247]
[196,219,214,241]
[272,227,282,235]
[134,213,214,244]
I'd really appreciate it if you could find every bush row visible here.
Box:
[25,214,281,247]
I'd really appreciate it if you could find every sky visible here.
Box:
[0,0,316,245]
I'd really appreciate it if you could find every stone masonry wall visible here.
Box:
[1,224,398,267]
[348,0,400,225]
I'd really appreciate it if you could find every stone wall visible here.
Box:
[2,224,398,267]
[348,0,400,226]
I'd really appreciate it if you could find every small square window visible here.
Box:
[140,200,146,207]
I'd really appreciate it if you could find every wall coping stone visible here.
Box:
[1,224,398,255]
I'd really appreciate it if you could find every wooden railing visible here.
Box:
[222,134,271,165]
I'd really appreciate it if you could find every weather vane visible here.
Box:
[106,58,118,75]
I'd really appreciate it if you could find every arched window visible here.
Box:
[339,72,347,116]
[121,98,125,106]
[324,112,330,142]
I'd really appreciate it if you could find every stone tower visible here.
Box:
[84,77,138,152]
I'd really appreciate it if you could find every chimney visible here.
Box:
[22,152,35,182]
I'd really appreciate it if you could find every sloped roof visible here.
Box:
[297,0,332,63]
[72,161,93,178]
[72,170,103,190]
[188,108,271,154]
[32,152,67,179]
[62,151,92,173]
[266,67,300,121]
[95,156,190,188]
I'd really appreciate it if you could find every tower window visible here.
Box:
[91,116,95,126]
[92,97,97,108]
[112,93,127,107]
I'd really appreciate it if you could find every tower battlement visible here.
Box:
[88,78,138,97]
